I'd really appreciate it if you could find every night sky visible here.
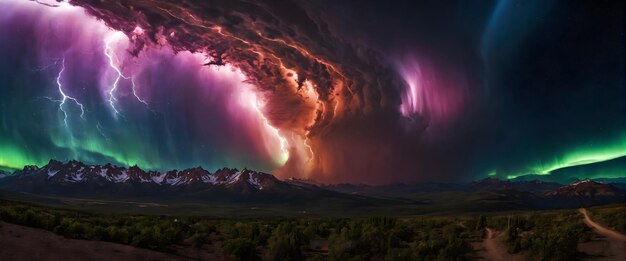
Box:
[0,0,623,184]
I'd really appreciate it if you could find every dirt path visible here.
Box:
[480,227,523,261]
[579,208,626,241]
[579,208,626,260]
[0,223,222,261]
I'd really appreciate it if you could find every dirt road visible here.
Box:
[579,208,626,260]
[481,227,523,261]
[579,208,626,241]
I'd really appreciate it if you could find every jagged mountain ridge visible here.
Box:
[0,160,623,209]
[0,160,338,202]
[8,160,282,189]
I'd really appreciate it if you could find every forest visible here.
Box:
[1,200,622,260]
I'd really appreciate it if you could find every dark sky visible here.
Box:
[0,0,623,184]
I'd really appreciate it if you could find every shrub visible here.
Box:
[106,226,130,244]
[265,223,308,261]
[223,238,260,261]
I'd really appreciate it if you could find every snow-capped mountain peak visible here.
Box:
[7,160,283,192]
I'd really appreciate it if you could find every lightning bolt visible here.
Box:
[239,89,289,164]
[303,133,315,164]
[253,101,289,163]
[96,122,111,141]
[104,34,125,117]
[131,78,149,106]
[54,58,85,127]
[104,32,149,117]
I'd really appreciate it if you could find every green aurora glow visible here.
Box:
[500,134,626,180]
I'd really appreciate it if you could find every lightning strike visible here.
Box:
[254,97,290,164]
[104,33,124,117]
[104,32,130,117]
[96,122,111,141]
[103,32,149,114]
[131,78,149,106]
[303,132,315,163]
[238,87,290,165]
[54,58,85,127]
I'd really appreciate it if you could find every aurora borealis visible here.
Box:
[0,0,624,184]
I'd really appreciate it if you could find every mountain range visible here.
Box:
[0,160,624,212]
[0,160,362,205]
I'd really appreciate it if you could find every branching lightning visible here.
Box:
[238,88,289,164]
[104,32,148,117]
[54,58,85,127]
[254,98,289,164]
[303,132,315,163]
[104,33,125,117]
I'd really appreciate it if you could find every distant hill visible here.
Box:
[471,177,562,192]
[542,179,625,207]
[0,170,9,179]
[545,179,623,197]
